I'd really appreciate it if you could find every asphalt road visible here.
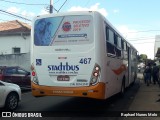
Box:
[1,79,141,120]
[21,81,139,113]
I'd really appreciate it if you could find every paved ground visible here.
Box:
[129,74,160,111]
[1,73,160,120]
[121,73,160,120]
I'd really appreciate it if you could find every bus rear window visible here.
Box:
[34,15,93,46]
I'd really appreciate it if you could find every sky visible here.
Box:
[0,0,160,59]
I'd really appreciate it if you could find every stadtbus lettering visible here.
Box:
[48,62,79,71]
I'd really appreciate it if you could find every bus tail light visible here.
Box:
[90,64,101,85]
[31,64,39,85]
[32,71,36,76]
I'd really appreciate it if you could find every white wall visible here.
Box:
[0,35,30,55]
[0,53,30,71]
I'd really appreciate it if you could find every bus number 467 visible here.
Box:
[79,58,91,64]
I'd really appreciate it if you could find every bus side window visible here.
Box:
[121,39,124,58]
[107,42,115,55]
[116,48,121,58]
[114,33,118,46]
[108,29,114,44]
[126,45,129,59]
[126,44,128,51]
[117,36,122,58]
[105,27,109,41]
[106,28,115,56]
[117,37,122,48]
[114,34,122,58]
[123,41,128,59]
[124,42,127,51]
[121,39,124,50]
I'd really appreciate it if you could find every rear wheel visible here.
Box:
[132,72,137,85]
[120,79,125,96]
[5,92,19,111]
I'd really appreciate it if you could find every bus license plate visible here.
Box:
[57,75,70,81]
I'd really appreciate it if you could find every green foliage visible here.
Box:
[138,54,148,62]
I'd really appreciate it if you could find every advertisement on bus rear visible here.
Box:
[34,15,93,46]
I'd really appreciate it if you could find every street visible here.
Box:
[3,73,160,120]
[12,79,140,118]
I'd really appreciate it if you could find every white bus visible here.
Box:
[31,11,138,99]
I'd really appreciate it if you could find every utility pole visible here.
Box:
[50,0,53,14]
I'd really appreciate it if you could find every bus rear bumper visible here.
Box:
[31,82,105,99]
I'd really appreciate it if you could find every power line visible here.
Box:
[0,4,32,19]
[132,42,154,44]
[0,11,23,21]
[130,40,160,44]
[4,8,33,18]
[128,36,156,40]
[54,0,61,4]
[0,0,59,13]
[0,0,48,6]
[125,30,160,34]
[0,0,61,5]
[84,0,91,7]
[58,0,68,12]
[129,37,155,41]
[0,9,31,21]
[0,12,31,29]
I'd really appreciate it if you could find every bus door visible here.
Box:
[127,45,131,86]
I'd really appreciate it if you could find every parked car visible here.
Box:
[0,66,31,90]
[0,81,21,110]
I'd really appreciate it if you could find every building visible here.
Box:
[154,35,160,58]
[0,20,31,71]
[0,20,31,55]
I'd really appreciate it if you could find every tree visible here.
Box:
[139,54,148,62]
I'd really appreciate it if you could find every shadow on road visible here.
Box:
[41,80,140,117]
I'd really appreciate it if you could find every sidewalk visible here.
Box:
[129,73,160,111]
[122,73,160,120]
